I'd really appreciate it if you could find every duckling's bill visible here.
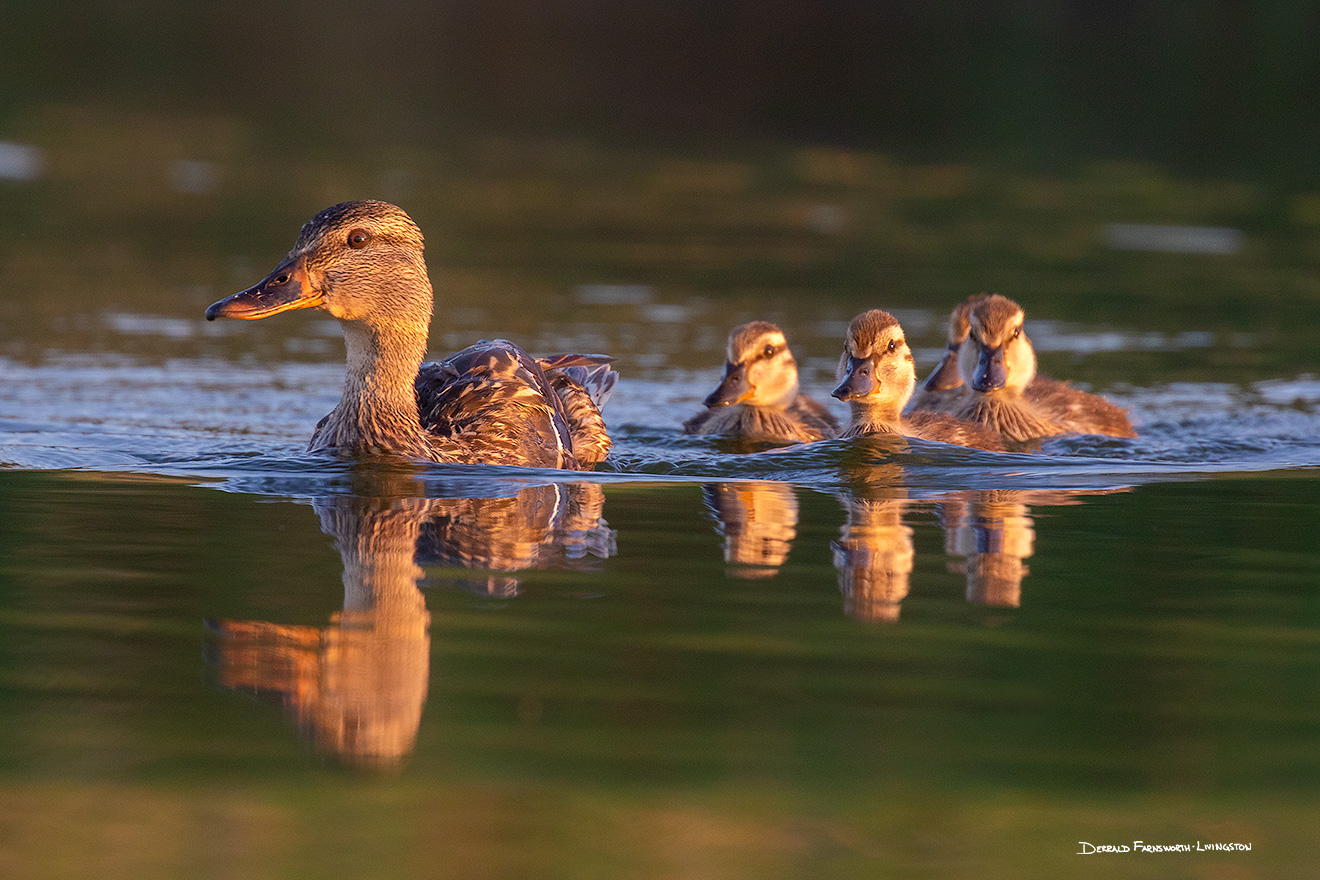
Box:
[704,362,754,407]
[971,343,1009,391]
[205,259,323,321]
[832,356,874,401]
[922,347,963,392]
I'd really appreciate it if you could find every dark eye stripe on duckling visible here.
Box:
[745,343,786,364]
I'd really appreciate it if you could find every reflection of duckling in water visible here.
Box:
[701,481,800,578]
[205,200,616,468]
[208,479,614,767]
[833,482,914,622]
[937,488,1130,609]
[930,294,1137,445]
[685,321,838,444]
[832,310,1005,451]
[937,490,1035,608]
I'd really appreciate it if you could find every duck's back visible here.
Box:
[684,395,835,444]
[1028,377,1137,438]
[416,340,580,468]
[904,410,1006,451]
[791,393,840,440]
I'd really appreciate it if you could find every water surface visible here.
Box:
[2,137,1319,878]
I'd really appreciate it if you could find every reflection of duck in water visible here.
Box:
[701,481,800,578]
[685,321,838,444]
[421,482,614,597]
[832,310,1005,451]
[209,493,433,769]
[931,294,1137,445]
[205,200,616,468]
[208,478,613,767]
[832,478,913,622]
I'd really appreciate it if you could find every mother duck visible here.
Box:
[205,201,615,468]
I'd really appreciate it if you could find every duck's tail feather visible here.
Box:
[546,364,617,467]
[537,352,613,372]
[553,363,618,409]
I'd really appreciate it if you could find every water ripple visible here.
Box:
[0,354,1317,498]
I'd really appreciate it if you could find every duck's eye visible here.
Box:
[1012,326,1021,339]
[347,229,370,249]
[887,338,897,353]
[763,344,776,358]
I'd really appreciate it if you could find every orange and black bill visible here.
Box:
[205,259,320,321]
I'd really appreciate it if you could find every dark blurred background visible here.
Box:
[5,1,1318,181]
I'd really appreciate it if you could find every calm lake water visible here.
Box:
[2,133,1320,878]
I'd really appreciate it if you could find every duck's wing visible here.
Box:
[1028,377,1137,438]
[415,340,578,468]
[906,410,1007,452]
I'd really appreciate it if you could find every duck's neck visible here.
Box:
[843,399,904,437]
[316,322,432,456]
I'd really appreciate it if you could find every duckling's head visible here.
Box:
[703,321,801,408]
[831,310,915,412]
[206,200,432,338]
[959,294,1036,394]
[923,293,989,393]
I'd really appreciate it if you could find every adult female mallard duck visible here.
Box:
[684,321,838,444]
[831,310,1005,451]
[205,200,616,468]
[943,294,1137,444]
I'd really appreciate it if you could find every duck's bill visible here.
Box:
[971,345,1009,392]
[704,363,753,407]
[205,261,322,320]
[922,348,964,392]
[831,356,874,401]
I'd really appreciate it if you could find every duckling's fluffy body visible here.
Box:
[206,201,614,468]
[919,294,1136,444]
[832,310,1005,451]
[684,321,838,444]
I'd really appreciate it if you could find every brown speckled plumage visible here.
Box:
[832,309,1005,451]
[207,201,614,468]
[685,321,838,444]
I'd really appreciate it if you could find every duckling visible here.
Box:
[905,293,987,413]
[831,310,1005,451]
[205,200,615,468]
[949,294,1137,443]
[684,321,838,444]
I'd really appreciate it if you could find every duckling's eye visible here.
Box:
[1012,326,1021,339]
[887,338,897,353]
[763,344,776,358]
[347,229,370,249]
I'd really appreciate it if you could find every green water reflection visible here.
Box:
[1,469,1317,878]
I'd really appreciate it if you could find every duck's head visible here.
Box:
[206,200,432,336]
[703,321,801,408]
[831,310,915,410]
[959,294,1036,394]
[922,293,989,393]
